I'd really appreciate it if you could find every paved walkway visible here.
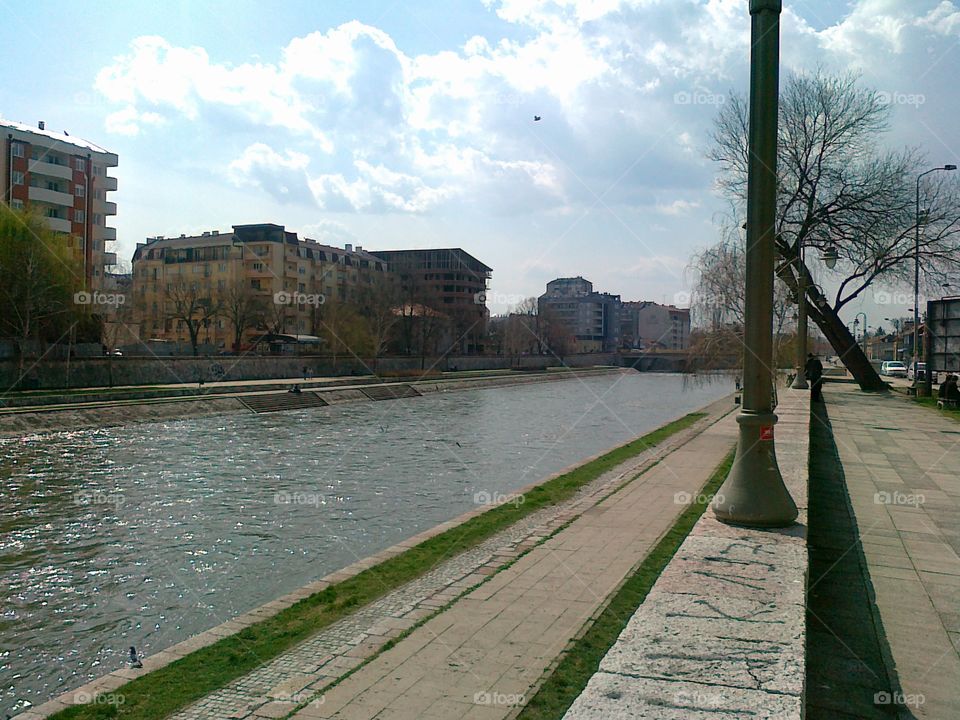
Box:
[824,384,960,719]
[283,412,738,719]
[563,388,810,719]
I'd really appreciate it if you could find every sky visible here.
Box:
[2,0,959,327]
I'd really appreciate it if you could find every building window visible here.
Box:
[74,158,85,171]
[93,213,102,225]
[12,143,24,158]
[94,189,103,200]
[93,166,103,176]
[218,263,227,272]
[12,171,24,185]
[11,199,23,209]
[75,210,85,223]
[75,184,85,197]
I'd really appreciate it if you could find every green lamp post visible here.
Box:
[712,0,798,527]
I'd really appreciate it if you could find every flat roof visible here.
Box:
[1,118,116,159]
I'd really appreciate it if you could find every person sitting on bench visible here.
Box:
[938,374,959,405]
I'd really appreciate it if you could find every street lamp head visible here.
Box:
[821,244,839,269]
[945,164,958,171]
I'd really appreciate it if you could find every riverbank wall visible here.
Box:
[0,367,626,437]
[1,352,622,390]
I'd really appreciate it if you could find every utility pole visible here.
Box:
[713,0,798,528]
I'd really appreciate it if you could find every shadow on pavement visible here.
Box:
[805,400,913,719]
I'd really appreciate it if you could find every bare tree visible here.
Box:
[538,304,575,360]
[222,278,266,352]
[502,298,541,360]
[709,69,960,391]
[165,279,222,356]
[357,281,400,367]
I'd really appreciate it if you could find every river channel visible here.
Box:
[0,372,733,715]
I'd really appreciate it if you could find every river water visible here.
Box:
[0,373,732,715]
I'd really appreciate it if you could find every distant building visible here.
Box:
[1,118,118,289]
[621,301,690,351]
[370,249,492,354]
[538,276,621,353]
[132,223,389,350]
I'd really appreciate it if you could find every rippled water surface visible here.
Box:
[0,373,732,715]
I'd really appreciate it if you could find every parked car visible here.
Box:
[908,362,938,383]
[881,361,908,378]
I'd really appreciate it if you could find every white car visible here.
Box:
[881,361,908,378]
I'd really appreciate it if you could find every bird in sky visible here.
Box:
[533,115,542,121]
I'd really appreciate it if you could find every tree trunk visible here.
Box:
[805,288,887,392]
[776,258,887,392]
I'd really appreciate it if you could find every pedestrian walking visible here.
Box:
[805,353,824,402]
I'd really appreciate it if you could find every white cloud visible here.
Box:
[104,105,165,136]
[228,143,315,205]
[97,0,960,306]
[657,199,701,215]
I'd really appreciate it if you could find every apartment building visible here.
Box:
[370,248,492,354]
[132,223,389,350]
[538,277,621,353]
[2,119,118,288]
[621,301,691,351]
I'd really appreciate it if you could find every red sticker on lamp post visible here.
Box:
[760,426,774,441]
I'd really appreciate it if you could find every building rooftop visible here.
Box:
[1,117,115,158]
[371,248,493,273]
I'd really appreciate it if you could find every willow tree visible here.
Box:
[689,231,793,373]
[708,70,960,391]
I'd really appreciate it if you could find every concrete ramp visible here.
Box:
[238,392,329,414]
[360,384,421,401]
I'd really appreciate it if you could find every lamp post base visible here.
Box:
[790,370,808,389]
[712,411,798,528]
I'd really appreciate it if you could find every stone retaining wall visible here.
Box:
[0,368,625,436]
[0,353,621,390]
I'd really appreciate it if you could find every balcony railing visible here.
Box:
[44,217,71,233]
[28,159,73,180]
[28,186,74,206]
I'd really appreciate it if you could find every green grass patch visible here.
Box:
[47,411,709,720]
[516,449,736,720]
[912,395,960,422]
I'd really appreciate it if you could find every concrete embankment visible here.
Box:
[0,367,624,437]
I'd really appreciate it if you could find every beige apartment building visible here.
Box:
[621,301,691,351]
[2,118,119,289]
[131,223,389,350]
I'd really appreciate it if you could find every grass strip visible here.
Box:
[48,411,708,720]
[911,395,960,422]
[516,448,736,720]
